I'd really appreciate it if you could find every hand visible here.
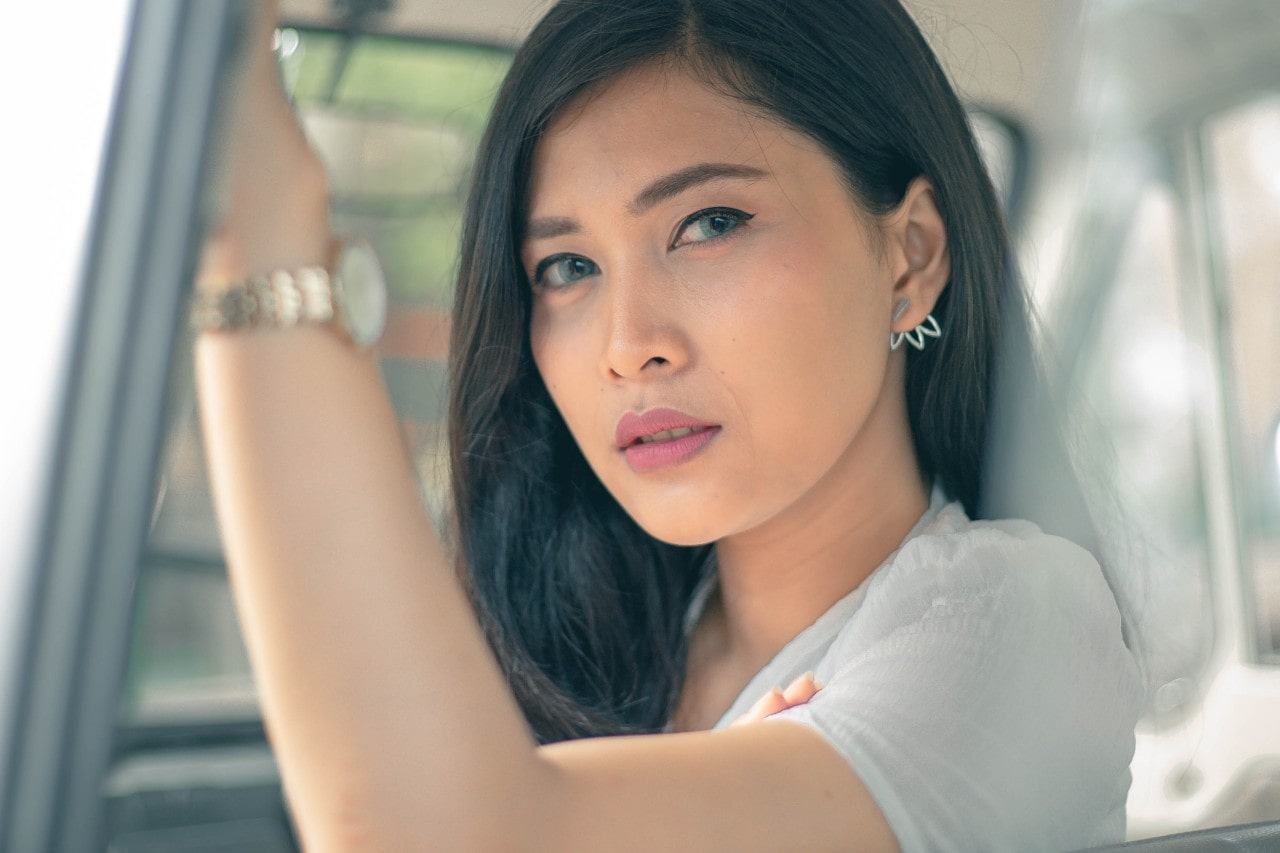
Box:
[199,0,331,287]
[731,672,823,727]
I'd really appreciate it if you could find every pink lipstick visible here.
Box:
[615,408,721,471]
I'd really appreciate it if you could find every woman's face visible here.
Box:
[523,65,917,546]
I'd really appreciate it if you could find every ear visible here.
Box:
[886,177,950,334]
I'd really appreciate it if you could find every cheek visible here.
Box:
[710,243,889,469]
[713,238,884,375]
[529,304,583,390]
[529,305,600,441]
[528,309,554,389]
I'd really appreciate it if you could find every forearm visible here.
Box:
[196,328,547,849]
[195,3,548,841]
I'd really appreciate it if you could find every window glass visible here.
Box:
[1206,95,1280,662]
[286,32,513,517]
[1075,185,1214,715]
[123,35,512,725]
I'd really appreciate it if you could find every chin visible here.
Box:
[626,506,722,548]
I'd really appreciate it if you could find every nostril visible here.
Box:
[647,356,669,367]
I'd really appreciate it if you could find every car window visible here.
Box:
[1205,95,1280,663]
[7,2,262,845]
[124,33,512,726]
[1116,87,1280,839]
[1076,183,1221,721]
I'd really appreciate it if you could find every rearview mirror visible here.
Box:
[302,106,472,215]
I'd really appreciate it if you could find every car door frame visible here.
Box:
[0,2,251,849]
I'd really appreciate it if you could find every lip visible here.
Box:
[615,408,721,472]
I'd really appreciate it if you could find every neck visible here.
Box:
[709,369,929,671]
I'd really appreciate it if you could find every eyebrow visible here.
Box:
[523,162,769,242]
[628,162,768,214]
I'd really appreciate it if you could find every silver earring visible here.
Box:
[889,300,941,352]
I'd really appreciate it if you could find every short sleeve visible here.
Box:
[772,524,1144,853]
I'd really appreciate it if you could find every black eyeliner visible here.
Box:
[532,252,572,285]
[672,207,756,248]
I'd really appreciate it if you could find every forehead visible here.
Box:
[546,63,762,142]
[526,64,832,211]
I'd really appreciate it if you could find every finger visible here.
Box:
[730,687,788,727]
[781,671,823,706]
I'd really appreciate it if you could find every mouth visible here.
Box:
[615,407,720,449]
[632,425,713,446]
[615,408,721,472]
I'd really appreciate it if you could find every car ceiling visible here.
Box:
[281,0,1280,144]
[281,0,1072,126]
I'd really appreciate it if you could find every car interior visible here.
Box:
[4,0,1278,850]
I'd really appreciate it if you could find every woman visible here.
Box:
[195,0,1143,849]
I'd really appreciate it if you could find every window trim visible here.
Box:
[0,2,252,847]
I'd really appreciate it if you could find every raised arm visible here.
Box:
[195,6,894,851]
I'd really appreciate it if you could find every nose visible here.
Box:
[600,267,691,381]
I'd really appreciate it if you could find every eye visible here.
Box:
[532,253,599,289]
[672,207,755,248]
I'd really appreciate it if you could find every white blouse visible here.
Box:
[703,492,1145,852]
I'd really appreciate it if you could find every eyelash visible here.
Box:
[529,206,757,290]
[532,253,596,289]
[671,206,756,249]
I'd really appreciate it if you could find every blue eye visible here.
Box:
[674,207,755,247]
[533,254,599,289]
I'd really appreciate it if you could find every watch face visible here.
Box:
[335,239,388,348]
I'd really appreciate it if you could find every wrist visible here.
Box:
[191,237,387,349]
[198,168,331,290]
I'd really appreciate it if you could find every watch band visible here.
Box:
[191,238,387,347]
[191,266,336,334]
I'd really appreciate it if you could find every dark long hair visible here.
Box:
[448,0,1014,743]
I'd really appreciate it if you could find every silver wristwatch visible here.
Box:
[191,238,387,348]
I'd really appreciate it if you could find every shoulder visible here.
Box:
[838,504,1142,726]
[774,503,1145,851]
[851,503,1124,649]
